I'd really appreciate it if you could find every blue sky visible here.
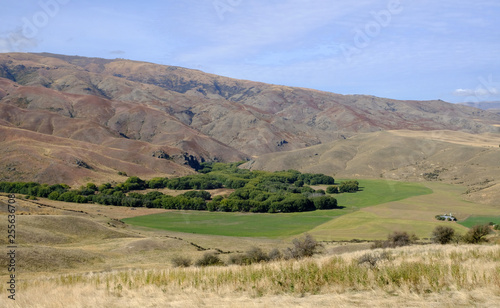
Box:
[1,0,499,104]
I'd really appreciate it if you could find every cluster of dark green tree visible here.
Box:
[0,162,359,213]
[204,164,339,212]
[0,182,71,199]
[207,192,338,213]
[0,180,212,208]
[326,180,359,193]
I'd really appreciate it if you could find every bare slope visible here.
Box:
[1,52,500,184]
[244,130,500,205]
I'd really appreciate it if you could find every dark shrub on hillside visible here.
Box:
[284,234,322,259]
[387,231,418,247]
[463,224,491,244]
[245,247,269,263]
[171,256,192,267]
[372,231,419,249]
[195,253,224,267]
[432,226,455,244]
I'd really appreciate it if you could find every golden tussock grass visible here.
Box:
[1,244,499,307]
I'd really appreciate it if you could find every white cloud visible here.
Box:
[0,29,38,52]
[453,87,498,97]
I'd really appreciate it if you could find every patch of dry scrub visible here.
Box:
[1,244,499,307]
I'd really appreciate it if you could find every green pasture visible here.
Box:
[328,179,432,209]
[122,210,347,238]
[308,182,498,241]
[123,179,432,238]
[459,216,500,228]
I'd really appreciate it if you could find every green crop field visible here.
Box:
[328,179,432,209]
[459,216,500,228]
[307,182,500,241]
[122,210,347,238]
[122,179,433,238]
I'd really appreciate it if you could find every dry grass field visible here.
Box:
[1,245,499,307]
[1,179,499,307]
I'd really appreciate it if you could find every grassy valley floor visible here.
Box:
[122,180,499,241]
[122,179,433,238]
[1,180,499,307]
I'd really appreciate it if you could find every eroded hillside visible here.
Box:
[1,52,500,186]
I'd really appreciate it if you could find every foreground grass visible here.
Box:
[123,180,431,238]
[2,245,499,308]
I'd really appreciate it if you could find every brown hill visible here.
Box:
[243,130,500,205]
[1,52,500,185]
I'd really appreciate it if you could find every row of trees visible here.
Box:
[0,163,355,213]
[0,182,70,198]
[207,194,338,213]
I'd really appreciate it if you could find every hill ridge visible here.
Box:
[1,52,500,187]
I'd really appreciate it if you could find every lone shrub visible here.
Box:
[432,226,455,244]
[372,231,418,249]
[463,224,491,244]
[171,256,192,267]
[245,247,269,263]
[195,252,224,267]
[387,231,418,247]
[284,233,322,259]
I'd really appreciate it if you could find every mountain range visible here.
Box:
[1,52,499,203]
